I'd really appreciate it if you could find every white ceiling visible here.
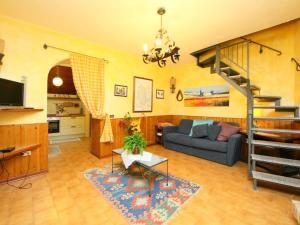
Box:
[0,0,299,61]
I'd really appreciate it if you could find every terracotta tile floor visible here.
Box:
[0,138,299,225]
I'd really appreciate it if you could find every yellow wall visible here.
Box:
[167,19,300,118]
[0,15,172,126]
[167,62,247,118]
[0,15,299,125]
[294,20,300,105]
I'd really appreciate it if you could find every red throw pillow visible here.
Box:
[217,122,240,141]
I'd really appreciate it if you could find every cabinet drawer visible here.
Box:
[60,126,84,135]
[60,117,84,128]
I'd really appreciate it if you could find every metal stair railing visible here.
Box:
[215,41,254,177]
[204,39,300,191]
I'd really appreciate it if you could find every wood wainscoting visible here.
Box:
[91,115,173,158]
[171,115,295,131]
[91,114,297,159]
[0,123,48,182]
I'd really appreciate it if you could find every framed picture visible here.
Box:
[114,84,128,97]
[183,85,230,107]
[133,76,153,112]
[156,89,164,99]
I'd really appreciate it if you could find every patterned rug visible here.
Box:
[84,164,200,225]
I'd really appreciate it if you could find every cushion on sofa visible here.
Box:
[178,120,193,135]
[164,132,227,153]
[207,125,221,141]
[190,138,227,153]
[192,124,208,138]
[217,122,240,141]
[164,133,192,146]
[189,120,214,136]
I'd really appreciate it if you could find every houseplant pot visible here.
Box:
[124,132,146,155]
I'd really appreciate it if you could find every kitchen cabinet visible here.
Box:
[60,116,85,135]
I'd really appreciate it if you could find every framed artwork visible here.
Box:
[183,85,230,107]
[133,76,153,112]
[114,84,128,97]
[156,89,164,99]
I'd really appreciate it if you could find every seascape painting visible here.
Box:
[184,85,230,107]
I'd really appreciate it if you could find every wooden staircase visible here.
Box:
[191,39,300,191]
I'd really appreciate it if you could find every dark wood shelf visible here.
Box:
[47,97,80,100]
[0,108,44,112]
[1,144,41,160]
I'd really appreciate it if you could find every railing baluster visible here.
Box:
[242,43,244,69]
[237,44,239,66]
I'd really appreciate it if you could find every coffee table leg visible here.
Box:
[111,151,114,173]
[148,175,151,197]
[138,165,151,197]
[167,160,169,186]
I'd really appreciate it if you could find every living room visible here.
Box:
[0,1,300,225]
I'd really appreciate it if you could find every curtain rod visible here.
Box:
[43,43,109,63]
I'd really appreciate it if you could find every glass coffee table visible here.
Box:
[112,148,169,196]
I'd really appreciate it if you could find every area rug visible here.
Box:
[48,145,61,158]
[84,165,200,225]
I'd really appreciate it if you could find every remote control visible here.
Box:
[0,147,15,153]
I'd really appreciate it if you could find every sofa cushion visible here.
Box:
[189,119,214,136]
[164,133,227,153]
[178,120,193,135]
[190,138,227,153]
[217,122,240,141]
[164,133,192,146]
[192,124,208,138]
[207,125,221,141]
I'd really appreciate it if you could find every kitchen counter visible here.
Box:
[47,114,85,117]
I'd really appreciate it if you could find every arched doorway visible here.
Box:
[47,59,90,145]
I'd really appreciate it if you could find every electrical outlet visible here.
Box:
[22,151,31,156]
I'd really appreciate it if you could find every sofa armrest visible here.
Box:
[162,126,178,146]
[162,126,178,136]
[226,133,242,166]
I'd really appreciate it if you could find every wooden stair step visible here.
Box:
[228,75,242,79]
[197,56,216,68]
[220,66,231,70]
[218,66,239,76]
[252,171,300,188]
[253,105,298,110]
[254,106,298,116]
[254,116,300,121]
[252,128,300,135]
[252,154,300,167]
[240,83,260,90]
[253,95,281,102]
[251,140,300,150]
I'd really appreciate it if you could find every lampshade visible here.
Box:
[52,76,63,86]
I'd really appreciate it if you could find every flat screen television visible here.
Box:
[0,78,24,107]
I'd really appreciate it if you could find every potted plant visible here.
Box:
[124,132,147,155]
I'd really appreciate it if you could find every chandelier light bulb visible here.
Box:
[155,38,161,47]
[52,76,63,86]
[143,43,149,53]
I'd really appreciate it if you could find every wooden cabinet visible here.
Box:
[60,116,85,135]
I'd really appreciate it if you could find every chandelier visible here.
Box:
[142,8,180,68]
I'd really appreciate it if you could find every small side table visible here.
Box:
[155,125,163,145]
[155,122,174,145]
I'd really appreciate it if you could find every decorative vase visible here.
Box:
[132,147,140,155]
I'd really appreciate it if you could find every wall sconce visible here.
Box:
[170,76,176,93]
[0,53,4,65]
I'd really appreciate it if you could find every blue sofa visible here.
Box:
[162,119,242,166]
